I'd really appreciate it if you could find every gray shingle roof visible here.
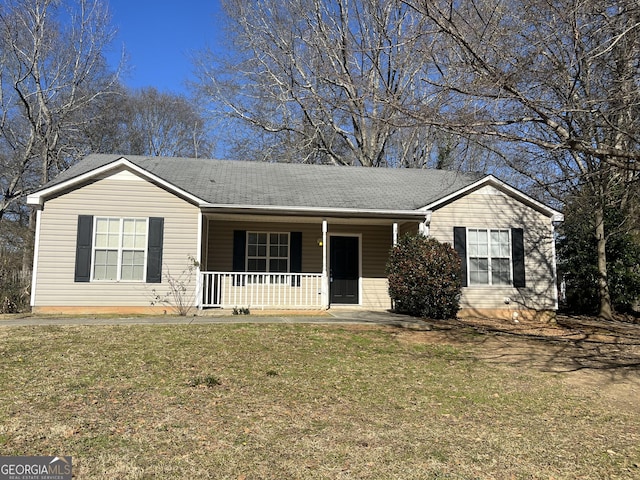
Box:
[44,154,486,211]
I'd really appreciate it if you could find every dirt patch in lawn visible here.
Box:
[392,314,640,415]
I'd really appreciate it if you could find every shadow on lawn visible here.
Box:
[416,314,640,377]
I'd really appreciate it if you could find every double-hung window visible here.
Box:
[232,230,302,286]
[246,232,289,283]
[246,232,289,278]
[93,218,147,281]
[454,226,525,288]
[467,228,512,286]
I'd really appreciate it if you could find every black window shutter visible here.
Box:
[290,232,302,272]
[74,215,93,282]
[453,227,468,287]
[232,230,247,271]
[290,232,302,286]
[511,228,526,288]
[232,230,246,286]
[146,217,164,283]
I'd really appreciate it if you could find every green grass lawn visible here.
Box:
[0,323,638,479]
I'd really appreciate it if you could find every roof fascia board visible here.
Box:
[27,157,207,206]
[201,204,429,220]
[420,175,564,221]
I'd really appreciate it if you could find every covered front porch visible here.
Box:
[196,209,429,311]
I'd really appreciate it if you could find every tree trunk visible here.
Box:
[595,203,613,320]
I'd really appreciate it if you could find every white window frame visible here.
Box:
[467,228,512,286]
[246,232,290,273]
[91,217,149,282]
[245,232,290,284]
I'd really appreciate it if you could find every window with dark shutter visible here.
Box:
[232,230,302,286]
[454,226,524,287]
[74,215,164,283]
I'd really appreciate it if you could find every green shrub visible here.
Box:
[558,198,640,314]
[386,234,462,319]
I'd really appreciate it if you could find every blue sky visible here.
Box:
[106,0,226,94]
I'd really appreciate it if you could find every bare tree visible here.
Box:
[404,0,640,318]
[123,88,213,158]
[194,0,492,167]
[0,0,120,223]
[86,87,215,158]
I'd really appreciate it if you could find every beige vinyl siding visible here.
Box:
[206,220,395,308]
[34,171,200,307]
[361,278,391,309]
[429,186,557,311]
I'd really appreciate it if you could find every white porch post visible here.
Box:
[30,207,42,307]
[321,219,329,309]
[419,211,432,237]
[392,222,398,246]
[195,212,203,309]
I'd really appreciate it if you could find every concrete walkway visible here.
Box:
[0,309,428,329]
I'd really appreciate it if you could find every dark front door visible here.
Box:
[330,236,359,304]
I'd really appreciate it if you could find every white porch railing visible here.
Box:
[200,272,325,309]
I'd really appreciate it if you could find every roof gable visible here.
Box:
[422,175,563,221]
[27,157,207,207]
